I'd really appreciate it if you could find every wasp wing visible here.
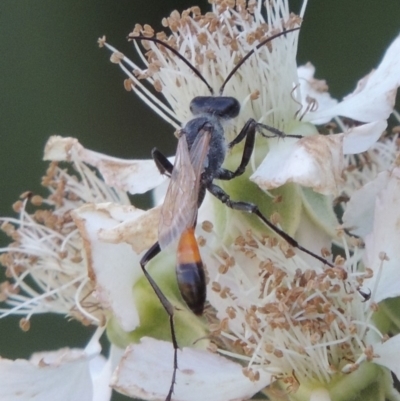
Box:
[158,129,211,250]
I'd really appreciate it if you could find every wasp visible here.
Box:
[127,28,333,400]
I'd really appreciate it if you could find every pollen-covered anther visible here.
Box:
[58,250,68,260]
[270,212,281,225]
[20,190,34,200]
[226,306,236,319]
[234,235,246,247]
[97,35,106,48]
[29,194,43,206]
[201,220,213,232]
[250,90,260,101]
[259,259,275,273]
[342,363,359,374]
[153,80,163,92]
[196,32,208,46]
[330,266,348,280]
[244,249,257,259]
[348,323,357,335]
[285,376,300,393]
[211,281,221,293]
[282,246,296,259]
[142,24,154,37]
[224,256,235,267]
[379,251,389,261]
[110,52,124,64]
[207,342,218,353]
[364,345,376,361]
[12,200,24,213]
[268,236,280,248]
[208,323,221,336]
[273,349,284,358]
[242,367,260,382]
[321,247,331,258]
[220,286,231,299]
[205,49,217,61]
[349,236,363,248]
[19,318,31,332]
[1,222,17,238]
[197,236,206,247]
[220,317,229,331]
[216,249,230,261]
[342,295,354,304]
[218,264,229,274]
[363,268,373,279]
[333,255,346,266]
[123,78,135,92]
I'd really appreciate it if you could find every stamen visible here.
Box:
[200,218,384,384]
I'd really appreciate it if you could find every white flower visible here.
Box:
[99,0,400,197]
[2,0,400,400]
[0,328,112,401]
[94,0,400,399]
[0,143,129,326]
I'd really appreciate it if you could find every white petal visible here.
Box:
[111,338,271,401]
[251,134,343,195]
[72,203,144,331]
[343,170,390,237]
[98,205,160,254]
[86,329,113,401]
[342,121,387,154]
[297,63,338,125]
[306,35,400,123]
[90,355,112,401]
[0,348,98,401]
[373,335,400,379]
[364,167,400,302]
[44,136,168,194]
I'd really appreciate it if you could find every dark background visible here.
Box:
[0,1,399,400]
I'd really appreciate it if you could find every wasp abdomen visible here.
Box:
[176,228,206,315]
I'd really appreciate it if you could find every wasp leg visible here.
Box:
[207,183,334,267]
[152,148,174,177]
[228,119,302,149]
[140,242,178,401]
[217,120,257,180]
[219,119,302,181]
[255,122,302,140]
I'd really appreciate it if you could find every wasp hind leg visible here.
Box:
[140,242,178,401]
[207,183,333,267]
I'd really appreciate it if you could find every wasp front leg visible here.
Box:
[218,119,302,181]
[152,148,174,178]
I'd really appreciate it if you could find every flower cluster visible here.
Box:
[1,1,400,401]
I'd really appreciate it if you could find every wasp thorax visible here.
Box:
[190,96,240,119]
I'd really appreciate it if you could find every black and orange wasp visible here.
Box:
[126,27,334,400]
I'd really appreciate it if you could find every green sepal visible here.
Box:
[264,363,400,401]
[374,297,400,336]
[301,187,338,239]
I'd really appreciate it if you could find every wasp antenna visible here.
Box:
[219,27,300,95]
[129,35,214,95]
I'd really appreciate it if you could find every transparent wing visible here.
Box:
[158,129,211,250]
